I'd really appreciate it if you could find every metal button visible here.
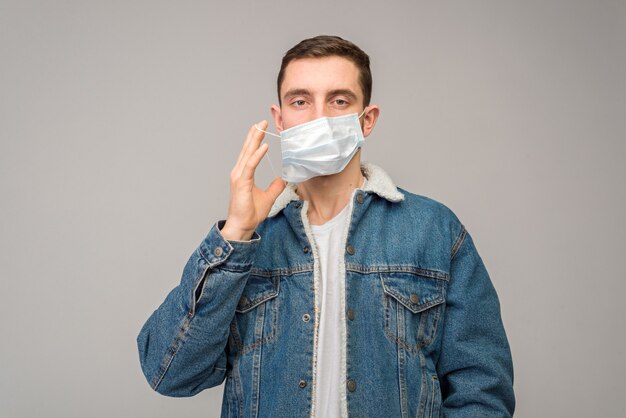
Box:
[346,244,355,255]
[356,194,364,204]
[303,246,310,253]
[410,293,419,304]
[299,379,307,388]
[302,313,311,322]
[238,296,248,307]
[347,379,357,392]
[347,309,355,321]
[213,247,223,257]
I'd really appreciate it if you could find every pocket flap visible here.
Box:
[380,272,444,314]
[236,275,279,313]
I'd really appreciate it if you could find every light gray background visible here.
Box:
[1,1,624,417]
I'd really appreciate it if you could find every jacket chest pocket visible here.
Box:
[380,272,446,353]
[231,275,280,355]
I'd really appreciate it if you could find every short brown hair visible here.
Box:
[277,35,372,107]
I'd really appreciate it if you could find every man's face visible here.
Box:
[271,56,378,136]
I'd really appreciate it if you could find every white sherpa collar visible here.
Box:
[268,161,405,218]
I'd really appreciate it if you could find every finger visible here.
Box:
[241,120,268,165]
[234,124,257,168]
[258,176,288,214]
[234,120,268,178]
[265,177,287,200]
[236,121,266,167]
[234,121,264,173]
[241,142,269,181]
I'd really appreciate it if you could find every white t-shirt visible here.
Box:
[310,178,367,418]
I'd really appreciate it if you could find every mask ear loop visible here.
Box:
[255,124,281,138]
[254,124,281,180]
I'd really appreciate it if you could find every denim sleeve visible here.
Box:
[136,219,260,397]
[436,225,515,417]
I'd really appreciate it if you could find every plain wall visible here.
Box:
[1,1,624,417]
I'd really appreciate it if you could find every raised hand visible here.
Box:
[220,120,286,241]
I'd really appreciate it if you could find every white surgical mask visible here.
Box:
[256,109,368,183]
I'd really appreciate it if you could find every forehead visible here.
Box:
[280,56,361,98]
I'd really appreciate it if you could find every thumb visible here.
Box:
[265,177,287,202]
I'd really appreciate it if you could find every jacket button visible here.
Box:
[302,313,311,322]
[298,379,307,388]
[356,194,364,204]
[238,296,248,307]
[213,247,223,257]
[410,293,419,304]
[346,244,355,255]
[347,309,355,321]
[303,246,310,253]
[347,379,357,392]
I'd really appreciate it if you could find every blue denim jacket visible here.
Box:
[137,161,515,418]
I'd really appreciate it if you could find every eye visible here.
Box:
[334,99,348,106]
[291,99,307,107]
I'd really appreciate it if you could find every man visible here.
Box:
[137,35,515,417]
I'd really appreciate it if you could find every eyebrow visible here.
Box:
[283,89,312,101]
[326,89,358,101]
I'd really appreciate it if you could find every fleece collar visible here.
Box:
[268,161,405,218]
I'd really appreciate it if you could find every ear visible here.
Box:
[270,104,283,132]
[362,105,380,138]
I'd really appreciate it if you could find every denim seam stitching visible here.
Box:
[250,265,314,276]
[150,314,192,391]
[349,264,450,280]
[233,355,244,418]
[217,265,259,274]
[429,375,436,418]
[450,224,467,260]
[417,351,428,417]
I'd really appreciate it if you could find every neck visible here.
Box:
[295,151,365,226]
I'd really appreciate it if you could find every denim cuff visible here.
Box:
[198,220,261,270]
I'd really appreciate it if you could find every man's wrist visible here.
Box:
[220,223,254,242]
